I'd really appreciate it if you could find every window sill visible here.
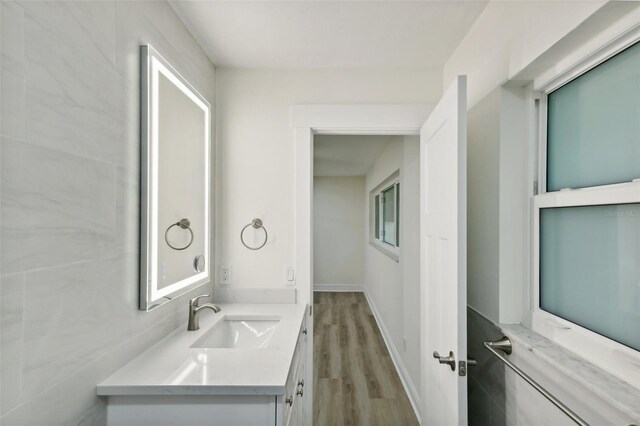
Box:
[368,241,399,262]
[498,323,640,421]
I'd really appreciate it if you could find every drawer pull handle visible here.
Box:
[296,388,304,397]
[298,379,304,387]
[286,395,293,406]
[302,328,308,335]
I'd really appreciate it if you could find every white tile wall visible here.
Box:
[467,307,510,426]
[0,1,216,424]
[0,1,25,141]
[2,137,117,273]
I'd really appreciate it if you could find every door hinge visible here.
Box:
[533,181,538,195]
[309,306,312,316]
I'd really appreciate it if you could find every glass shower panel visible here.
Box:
[540,204,640,351]
[547,41,640,191]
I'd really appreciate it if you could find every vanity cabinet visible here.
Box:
[278,315,307,426]
[102,306,308,426]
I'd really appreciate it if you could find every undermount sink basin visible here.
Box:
[190,316,281,349]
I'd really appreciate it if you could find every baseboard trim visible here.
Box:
[363,290,422,423]
[313,284,364,292]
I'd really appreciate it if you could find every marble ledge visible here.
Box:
[499,324,640,422]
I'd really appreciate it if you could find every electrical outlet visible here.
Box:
[220,265,232,284]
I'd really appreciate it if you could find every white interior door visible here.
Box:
[420,75,468,425]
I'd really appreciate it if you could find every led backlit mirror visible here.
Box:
[140,45,211,311]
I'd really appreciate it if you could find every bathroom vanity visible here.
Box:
[97,303,308,426]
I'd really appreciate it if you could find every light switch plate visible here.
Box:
[285,265,295,285]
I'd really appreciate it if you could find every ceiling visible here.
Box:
[313,135,392,177]
[170,1,488,69]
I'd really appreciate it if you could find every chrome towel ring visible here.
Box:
[165,218,194,251]
[241,218,268,250]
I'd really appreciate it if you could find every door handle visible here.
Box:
[433,350,456,371]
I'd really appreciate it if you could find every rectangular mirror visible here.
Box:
[140,45,211,311]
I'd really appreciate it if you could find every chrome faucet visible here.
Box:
[187,294,221,331]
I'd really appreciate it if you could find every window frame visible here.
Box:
[379,182,400,247]
[532,36,640,388]
[370,173,400,261]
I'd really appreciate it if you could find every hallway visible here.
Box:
[313,292,419,426]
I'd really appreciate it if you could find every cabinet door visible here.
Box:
[294,318,307,425]
[288,377,303,425]
[284,317,308,425]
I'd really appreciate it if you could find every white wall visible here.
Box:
[459,3,640,425]
[0,2,216,424]
[365,140,402,366]
[313,176,365,289]
[444,1,607,107]
[214,67,442,289]
[399,136,421,401]
[466,85,528,325]
[461,0,640,339]
[364,136,421,413]
[467,89,500,323]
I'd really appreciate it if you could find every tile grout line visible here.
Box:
[0,133,121,172]
[7,253,136,278]
[113,162,118,259]
[470,359,508,411]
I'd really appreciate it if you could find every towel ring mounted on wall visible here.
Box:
[240,218,268,250]
[165,218,194,251]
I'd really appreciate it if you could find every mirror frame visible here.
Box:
[139,44,212,311]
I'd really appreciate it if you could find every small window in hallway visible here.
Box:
[369,171,400,259]
[375,194,381,239]
[382,184,398,246]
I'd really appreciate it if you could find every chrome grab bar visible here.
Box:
[484,336,589,426]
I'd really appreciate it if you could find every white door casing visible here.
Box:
[292,104,433,424]
[420,75,468,425]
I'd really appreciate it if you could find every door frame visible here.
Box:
[292,104,433,425]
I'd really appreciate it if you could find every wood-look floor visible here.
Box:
[313,292,419,426]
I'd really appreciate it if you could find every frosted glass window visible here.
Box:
[540,204,640,351]
[547,41,640,191]
[382,185,397,246]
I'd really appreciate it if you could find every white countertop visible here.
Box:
[97,303,307,396]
